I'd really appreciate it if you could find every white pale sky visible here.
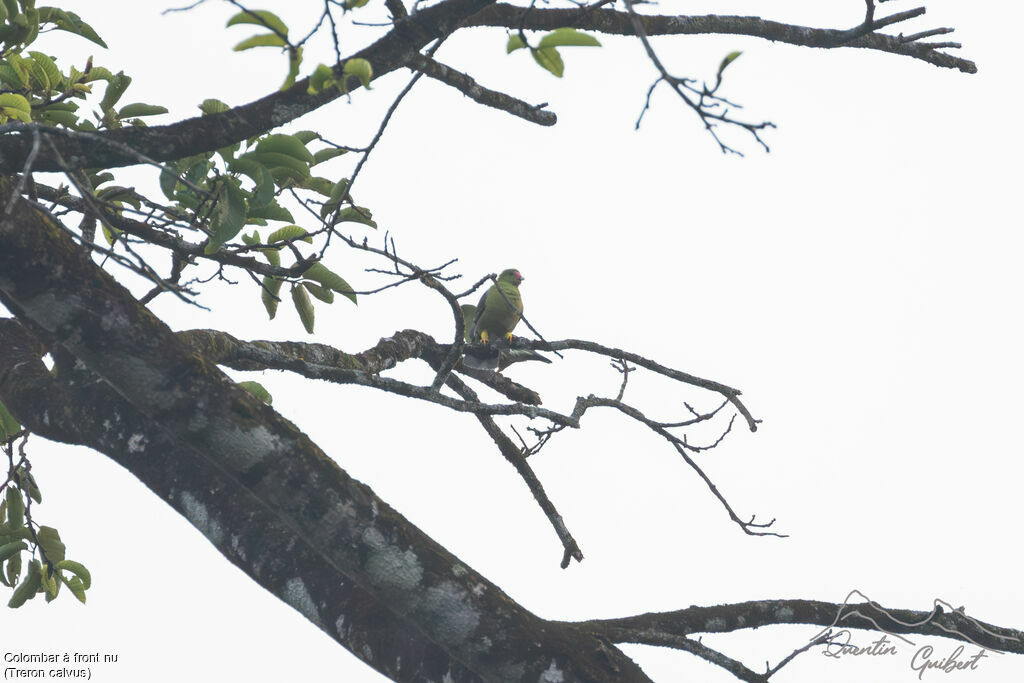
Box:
[2,1,1022,682]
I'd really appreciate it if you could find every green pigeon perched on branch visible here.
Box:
[462,269,550,371]
[473,268,524,343]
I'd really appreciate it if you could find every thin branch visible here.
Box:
[538,338,758,432]
[409,55,556,125]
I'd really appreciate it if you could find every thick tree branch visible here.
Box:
[465,4,977,73]
[578,599,1024,656]
[0,177,651,682]
[0,0,499,173]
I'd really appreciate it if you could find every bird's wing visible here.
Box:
[470,287,491,340]
[460,304,477,342]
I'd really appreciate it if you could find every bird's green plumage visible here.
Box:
[471,268,523,343]
[460,304,477,343]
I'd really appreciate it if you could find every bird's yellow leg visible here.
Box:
[505,332,514,341]
[480,330,490,343]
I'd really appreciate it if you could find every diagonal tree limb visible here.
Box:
[0,176,651,682]
[433,369,584,568]
[0,0,499,173]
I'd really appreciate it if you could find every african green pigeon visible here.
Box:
[462,269,549,371]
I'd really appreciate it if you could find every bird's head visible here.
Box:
[498,268,524,286]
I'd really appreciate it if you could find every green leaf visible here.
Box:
[261,246,281,267]
[0,540,26,563]
[281,46,303,90]
[308,63,335,94]
[27,51,62,90]
[302,262,357,304]
[5,488,23,529]
[335,206,376,229]
[717,50,742,78]
[531,47,564,77]
[158,167,179,201]
[15,467,40,504]
[0,400,20,440]
[312,148,347,165]
[82,65,113,83]
[42,563,59,601]
[228,157,276,208]
[0,93,31,122]
[55,560,91,590]
[37,7,107,47]
[255,134,314,163]
[343,58,372,89]
[319,178,351,219]
[5,547,21,587]
[233,33,287,51]
[237,381,273,404]
[199,98,230,115]
[506,34,526,53]
[247,201,294,223]
[36,526,65,564]
[537,28,601,49]
[293,130,318,144]
[7,560,41,608]
[226,9,288,36]
[117,102,168,118]
[266,225,312,244]
[37,109,78,127]
[242,151,311,182]
[26,58,52,91]
[63,575,86,603]
[261,275,283,319]
[0,63,26,89]
[291,283,316,333]
[301,175,335,196]
[302,281,334,304]
[208,178,247,250]
[100,72,131,111]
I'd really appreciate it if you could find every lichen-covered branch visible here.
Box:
[0,176,650,682]
[0,0,498,173]
[576,598,1024,670]
[465,4,977,73]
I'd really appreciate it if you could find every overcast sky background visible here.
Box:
[2,1,1022,681]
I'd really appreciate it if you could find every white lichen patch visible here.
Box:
[284,577,322,626]
[204,418,280,469]
[271,103,308,126]
[229,534,246,561]
[335,614,347,638]
[99,308,131,333]
[117,355,181,407]
[180,491,224,545]
[705,617,727,631]
[418,581,480,646]
[362,527,424,592]
[539,661,565,683]
[775,606,795,621]
[127,432,147,453]
[25,292,80,331]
